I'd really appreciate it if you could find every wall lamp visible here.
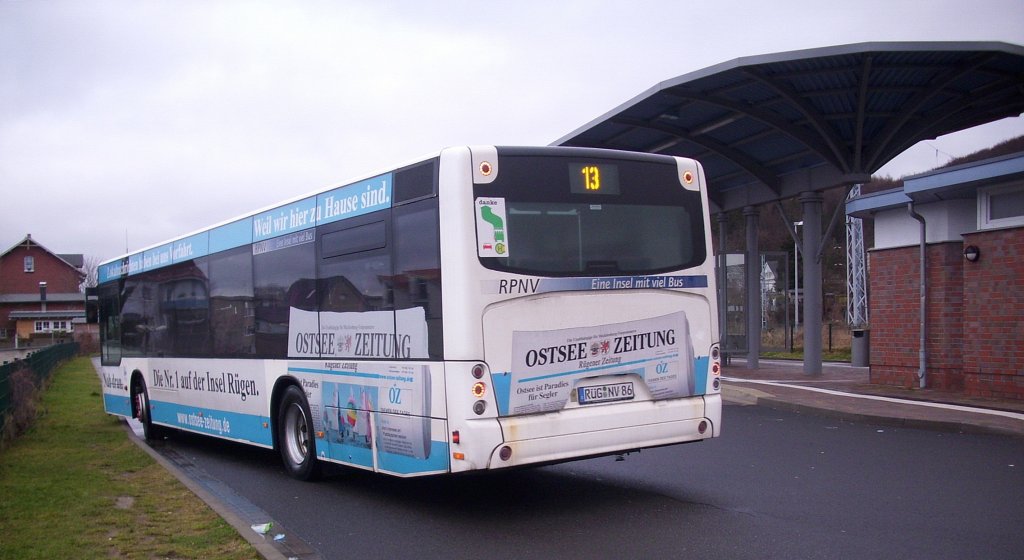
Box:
[963,245,981,262]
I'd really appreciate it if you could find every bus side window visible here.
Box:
[253,232,316,358]
[393,199,443,360]
[208,246,256,358]
[317,214,393,358]
[393,159,437,204]
[318,216,391,313]
[120,276,153,357]
[158,260,210,357]
[99,283,122,365]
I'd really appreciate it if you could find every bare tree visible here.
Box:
[80,255,100,292]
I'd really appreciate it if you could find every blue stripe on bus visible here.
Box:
[104,393,132,417]
[209,217,254,254]
[377,441,450,475]
[149,400,273,446]
[172,232,210,263]
[694,356,709,395]
[535,275,708,293]
[316,173,393,226]
[323,439,375,468]
[253,196,318,242]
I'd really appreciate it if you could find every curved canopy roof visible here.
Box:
[555,42,1024,212]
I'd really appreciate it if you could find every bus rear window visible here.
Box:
[474,154,706,277]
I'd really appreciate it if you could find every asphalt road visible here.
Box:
[155,403,1024,560]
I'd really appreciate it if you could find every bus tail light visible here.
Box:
[473,400,487,415]
[499,446,512,461]
[471,381,486,398]
[471,364,485,379]
[698,421,708,434]
[452,430,460,444]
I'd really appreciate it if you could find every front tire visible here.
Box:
[278,385,321,481]
[132,377,165,441]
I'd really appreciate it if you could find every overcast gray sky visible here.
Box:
[3,0,1024,263]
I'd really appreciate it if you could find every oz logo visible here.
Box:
[655,362,670,375]
[388,386,403,405]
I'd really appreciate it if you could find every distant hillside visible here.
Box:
[862,134,1024,195]
[941,134,1024,168]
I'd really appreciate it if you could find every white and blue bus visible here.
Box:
[96,146,721,479]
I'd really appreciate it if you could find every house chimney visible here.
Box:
[39,281,47,312]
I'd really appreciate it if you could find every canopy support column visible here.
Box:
[800,192,824,375]
[745,206,760,369]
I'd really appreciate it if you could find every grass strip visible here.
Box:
[0,357,257,559]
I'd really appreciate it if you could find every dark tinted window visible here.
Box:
[322,221,386,258]
[120,276,157,357]
[474,154,706,277]
[317,214,393,358]
[393,199,443,359]
[394,159,438,204]
[157,261,210,356]
[208,246,255,357]
[253,230,316,358]
[99,282,122,365]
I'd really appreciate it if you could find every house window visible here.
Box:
[32,320,73,333]
[979,182,1024,229]
[24,256,34,272]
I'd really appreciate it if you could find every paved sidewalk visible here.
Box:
[722,359,1024,438]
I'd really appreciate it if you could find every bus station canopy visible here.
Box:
[555,41,1024,375]
[554,41,1024,213]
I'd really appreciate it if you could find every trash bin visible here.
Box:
[851,329,869,367]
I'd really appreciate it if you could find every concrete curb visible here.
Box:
[723,380,1024,439]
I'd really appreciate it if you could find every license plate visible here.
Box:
[577,382,635,405]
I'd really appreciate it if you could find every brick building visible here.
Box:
[847,153,1024,400]
[0,234,86,346]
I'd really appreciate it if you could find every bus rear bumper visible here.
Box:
[487,394,720,469]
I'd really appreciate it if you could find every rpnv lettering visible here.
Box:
[498,279,539,294]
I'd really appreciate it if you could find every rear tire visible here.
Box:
[278,385,321,481]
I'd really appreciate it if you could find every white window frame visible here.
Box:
[978,182,1024,230]
[24,255,34,272]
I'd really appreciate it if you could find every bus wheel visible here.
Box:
[278,385,321,481]
[132,378,164,441]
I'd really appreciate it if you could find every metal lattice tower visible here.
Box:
[846,184,868,326]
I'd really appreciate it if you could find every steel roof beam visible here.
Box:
[611,116,783,194]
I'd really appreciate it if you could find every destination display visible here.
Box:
[568,162,620,195]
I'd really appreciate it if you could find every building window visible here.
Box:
[33,320,73,333]
[979,182,1024,229]
[24,256,34,272]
